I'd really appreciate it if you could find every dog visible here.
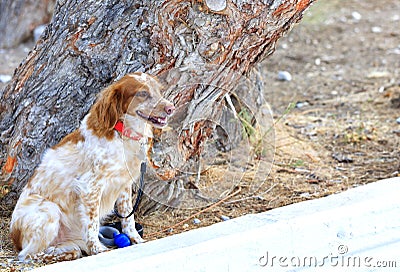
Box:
[10,72,175,262]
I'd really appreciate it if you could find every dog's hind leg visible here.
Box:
[10,194,62,261]
[32,240,83,263]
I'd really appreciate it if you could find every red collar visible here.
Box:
[114,121,143,141]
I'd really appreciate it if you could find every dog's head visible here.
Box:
[88,72,175,139]
[121,73,175,128]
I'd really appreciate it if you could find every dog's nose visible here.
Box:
[165,104,175,115]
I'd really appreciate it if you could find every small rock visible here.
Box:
[220,215,230,221]
[315,58,321,65]
[183,223,189,229]
[193,218,201,224]
[294,168,311,173]
[390,47,400,55]
[0,74,12,83]
[351,11,362,21]
[396,117,400,124]
[371,26,382,33]
[329,179,343,184]
[205,0,226,12]
[299,192,310,198]
[332,153,354,163]
[277,71,292,81]
[367,70,391,78]
[295,101,310,109]
[194,18,206,27]
[391,96,400,108]
[393,130,400,136]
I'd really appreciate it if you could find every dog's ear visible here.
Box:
[87,85,123,139]
[104,86,123,130]
[117,75,144,112]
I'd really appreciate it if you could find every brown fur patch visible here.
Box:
[10,227,22,251]
[53,130,85,149]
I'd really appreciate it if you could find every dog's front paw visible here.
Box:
[127,231,145,244]
[132,235,146,244]
[122,222,146,244]
[89,242,109,255]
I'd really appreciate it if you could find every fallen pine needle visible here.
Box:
[224,184,277,205]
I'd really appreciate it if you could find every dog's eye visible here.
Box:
[136,90,149,98]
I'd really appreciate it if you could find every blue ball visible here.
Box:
[113,233,131,248]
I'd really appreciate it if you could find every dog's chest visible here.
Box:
[96,144,142,188]
[88,134,143,168]
[95,139,144,212]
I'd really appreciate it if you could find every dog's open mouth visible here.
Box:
[136,110,167,127]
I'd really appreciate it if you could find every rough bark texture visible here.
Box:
[0,0,56,48]
[0,0,315,211]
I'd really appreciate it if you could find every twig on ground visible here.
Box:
[223,184,278,205]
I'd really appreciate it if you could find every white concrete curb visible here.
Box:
[34,178,400,272]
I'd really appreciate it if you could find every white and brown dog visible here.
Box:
[10,72,175,262]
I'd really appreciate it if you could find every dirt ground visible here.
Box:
[1,0,399,270]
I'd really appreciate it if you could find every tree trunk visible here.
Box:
[0,0,315,212]
[0,0,56,48]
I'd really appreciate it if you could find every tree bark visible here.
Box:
[0,0,56,48]
[0,0,315,211]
